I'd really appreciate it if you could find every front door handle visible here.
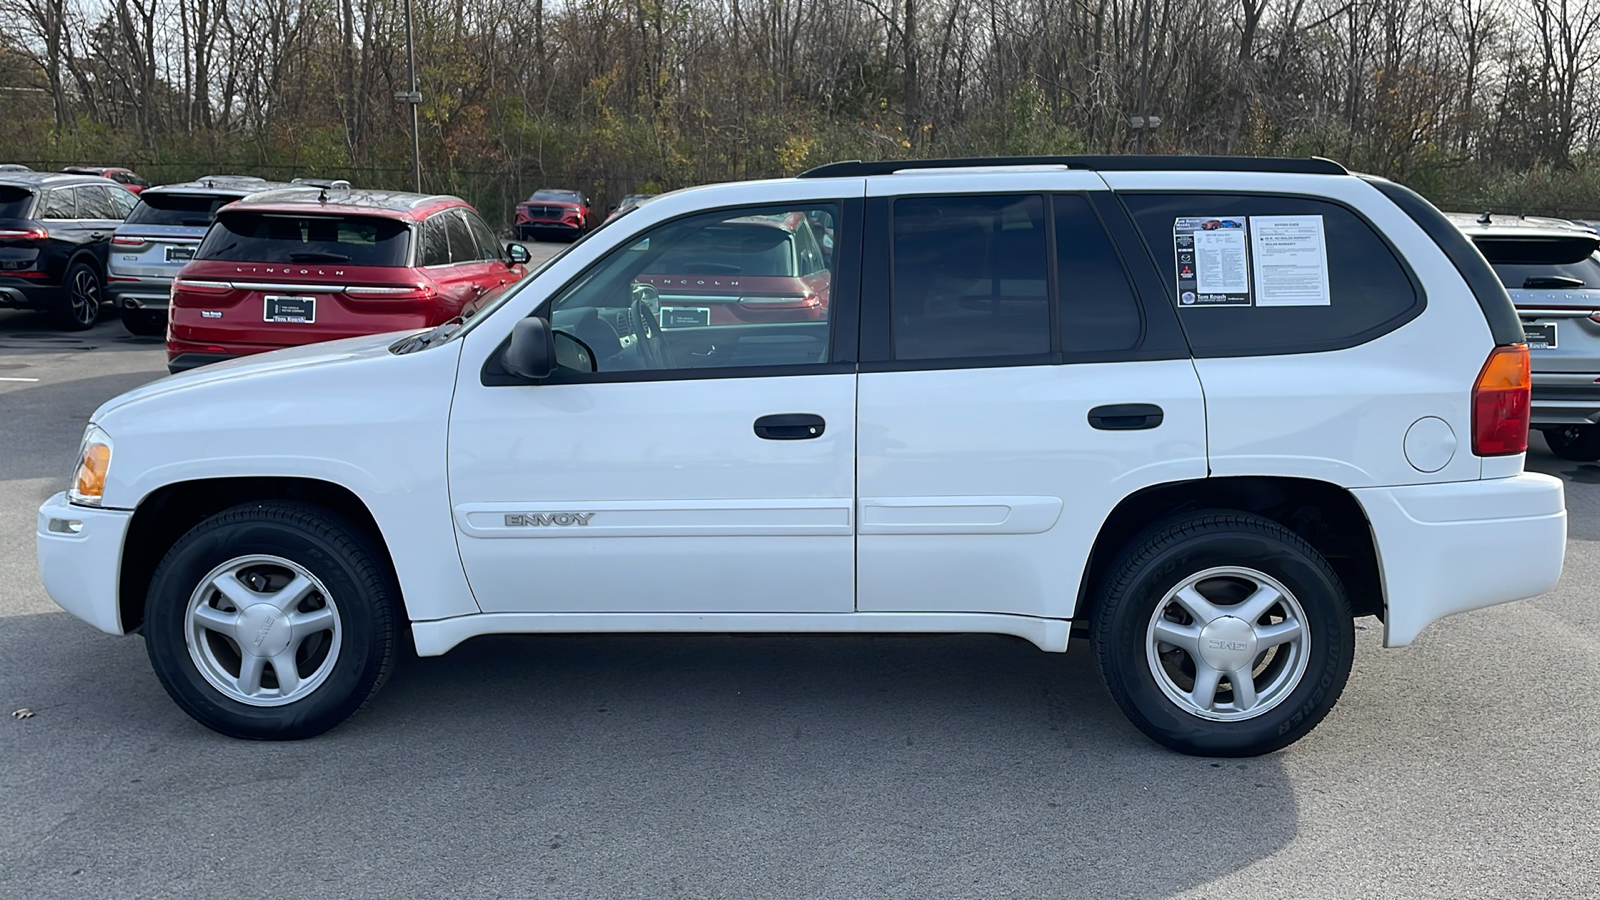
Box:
[754,413,826,440]
[1088,403,1164,430]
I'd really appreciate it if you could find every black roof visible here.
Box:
[797,155,1348,178]
[0,172,117,189]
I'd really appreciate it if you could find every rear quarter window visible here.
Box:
[1121,193,1423,357]
[199,212,412,266]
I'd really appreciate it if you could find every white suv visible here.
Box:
[36,157,1567,756]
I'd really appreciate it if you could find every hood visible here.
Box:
[94,329,434,419]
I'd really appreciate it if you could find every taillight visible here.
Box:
[173,279,232,294]
[0,228,47,240]
[1472,344,1531,456]
[344,284,436,300]
[110,235,147,247]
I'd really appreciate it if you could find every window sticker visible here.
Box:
[1173,217,1251,307]
[1250,215,1331,307]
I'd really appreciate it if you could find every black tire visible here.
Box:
[121,308,165,337]
[54,261,103,330]
[1089,511,1355,757]
[144,501,398,740]
[1541,425,1600,461]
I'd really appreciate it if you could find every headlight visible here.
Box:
[69,424,113,507]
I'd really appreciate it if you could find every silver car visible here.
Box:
[106,176,291,336]
[1453,212,1600,460]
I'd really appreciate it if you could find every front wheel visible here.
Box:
[144,502,398,739]
[1090,511,1354,757]
[1541,424,1600,461]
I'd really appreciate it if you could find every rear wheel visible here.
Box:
[1090,511,1355,757]
[54,261,102,330]
[1541,424,1600,461]
[121,308,165,337]
[144,501,398,739]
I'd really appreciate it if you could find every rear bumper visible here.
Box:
[1529,372,1600,425]
[105,276,172,312]
[0,277,59,309]
[36,491,131,636]
[1354,473,1566,647]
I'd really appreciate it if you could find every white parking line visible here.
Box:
[0,376,40,382]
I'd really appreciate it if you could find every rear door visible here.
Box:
[854,172,1207,619]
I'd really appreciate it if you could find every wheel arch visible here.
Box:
[118,477,400,635]
[1075,475,1384,626]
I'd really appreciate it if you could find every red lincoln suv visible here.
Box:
[515,189,591,241]
[631,211,833,326]
[167,186,529,372]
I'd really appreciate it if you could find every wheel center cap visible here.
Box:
[1197,616,1258,672]
[235,604,292,658]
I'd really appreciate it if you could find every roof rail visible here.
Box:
[796,155,1348,179]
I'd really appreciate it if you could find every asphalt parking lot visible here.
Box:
[1,273,1598,898]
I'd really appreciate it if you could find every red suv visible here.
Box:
[631,211,833,326]
[515,189,591,241]
[167,187,529,372]
[62,166,151,194]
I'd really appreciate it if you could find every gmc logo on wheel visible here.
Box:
[504,512,595,527]
[1207,639,1249,652]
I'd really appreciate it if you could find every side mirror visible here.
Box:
[506,243,531,265]
[503,316,555,380]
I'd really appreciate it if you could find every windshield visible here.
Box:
[198,211,412,266]
[0,186,34,218]
[126,192,237,228]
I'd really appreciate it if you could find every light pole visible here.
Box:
[394,0,422,192]
[1135,0,1153,154]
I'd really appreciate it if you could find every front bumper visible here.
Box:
[36,491,132,635]
[1529,372,1600,425]
[1354,473,1566,647]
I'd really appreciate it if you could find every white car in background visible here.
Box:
[39,156,1565,756]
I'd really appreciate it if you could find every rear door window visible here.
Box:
[199,212,412,266]
[127,192,233,227]
[890,194,1051,361]
[1121,193,1423,356]
[1055,194,1143,353]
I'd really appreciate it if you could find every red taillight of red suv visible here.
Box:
[1472,344,1531,456]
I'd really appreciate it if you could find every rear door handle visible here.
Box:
[754,413,826,440]
[1088,403,1164,430]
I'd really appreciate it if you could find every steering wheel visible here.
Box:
[628,282,673,370]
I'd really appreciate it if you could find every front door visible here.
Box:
[854,174,1208,619]
[447,198,860,614]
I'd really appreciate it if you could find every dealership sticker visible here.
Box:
[1173,216,1251,307]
